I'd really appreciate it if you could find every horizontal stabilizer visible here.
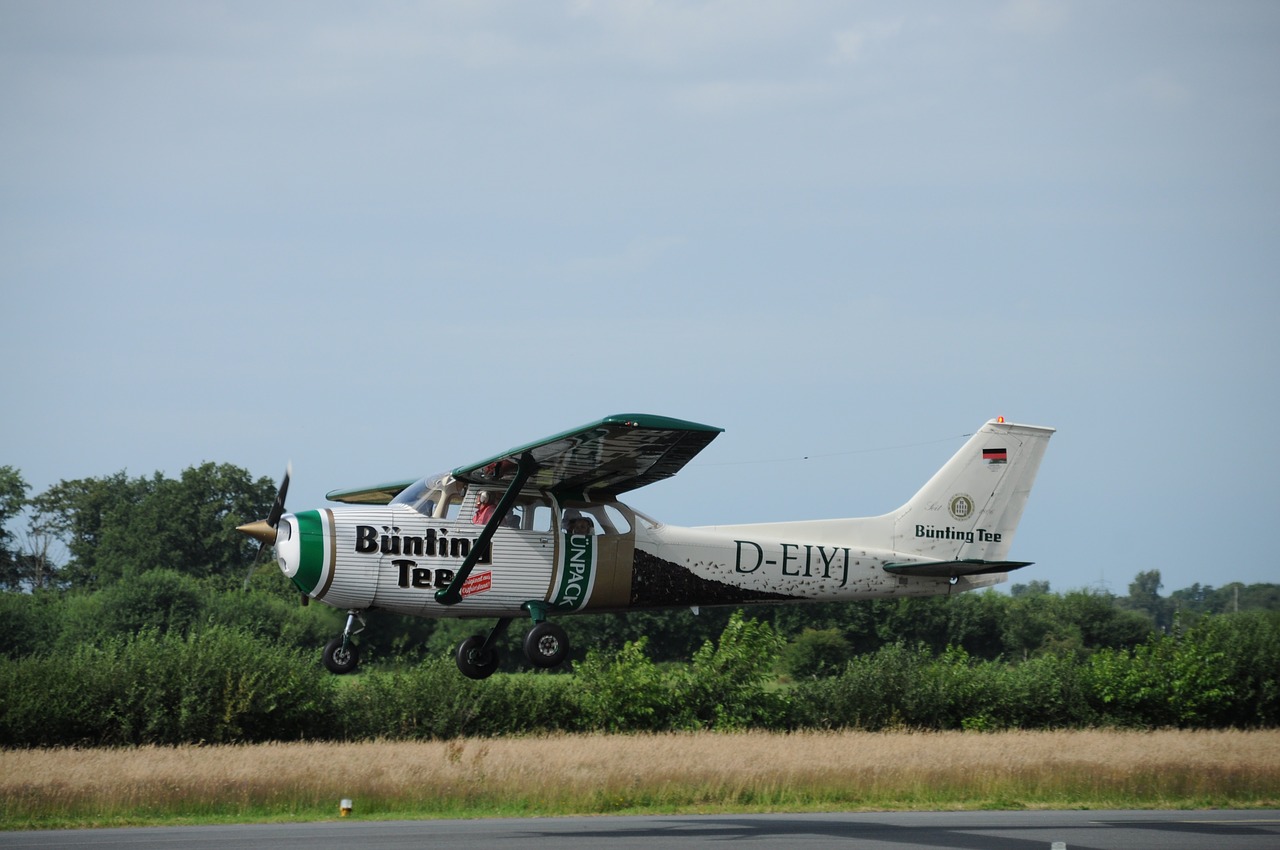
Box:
[883,559,1034,578]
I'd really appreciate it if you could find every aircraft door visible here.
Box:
[453,489,555,613]
[549,501,635,612]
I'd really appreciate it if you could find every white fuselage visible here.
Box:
[273,502,997,620]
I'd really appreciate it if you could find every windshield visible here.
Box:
[389,472,451,518]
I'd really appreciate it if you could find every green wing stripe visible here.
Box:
[293,510,325,594]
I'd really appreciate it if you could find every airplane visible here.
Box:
[237,414,1054,679]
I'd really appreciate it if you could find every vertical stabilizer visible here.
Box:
[890,419,1054,561]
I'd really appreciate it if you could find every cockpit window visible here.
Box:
[560,501,634,535]
[390,473,449,518]
[602,503,632,534]
[524,501,552,532]
[461,486,553,532]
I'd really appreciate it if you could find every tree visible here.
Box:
[27,471,144,587]
[0,467,32,590]
[93,463,278,584]
[1001,591,1069,657]
[1058,589,1150,652]
[1011,580,1051,597]
[28,465,278,588]
[1123,569,1174,631]
[1170,582,1280,617]
[13,524,60,590]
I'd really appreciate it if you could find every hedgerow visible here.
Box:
[2,612,1277,746]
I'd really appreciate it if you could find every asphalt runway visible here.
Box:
[2,810,1278,850]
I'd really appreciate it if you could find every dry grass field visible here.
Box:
[3,729,1279,828]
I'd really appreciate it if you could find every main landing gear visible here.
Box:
[317,607,570,679]
[455,603,570,680]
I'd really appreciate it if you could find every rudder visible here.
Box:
[891,419,1054,562]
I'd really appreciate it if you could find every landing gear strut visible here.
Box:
[322,610,365,674]
[453,604,573,679]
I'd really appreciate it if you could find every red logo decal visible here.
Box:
[460,570,492,597]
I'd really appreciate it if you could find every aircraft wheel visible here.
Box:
[523,621,569,668]
[456,635,500,680]
[322,637,360,674]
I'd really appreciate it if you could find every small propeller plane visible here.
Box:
[237,414,1054,678]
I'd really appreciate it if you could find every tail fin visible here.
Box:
[696,418,1054,575]
[890,419,1054,562]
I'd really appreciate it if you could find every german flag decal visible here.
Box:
[983,448,1008,464]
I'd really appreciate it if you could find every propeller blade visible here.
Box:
[239,464,291,591]
[243,547,263,590]
[265,463,291,529]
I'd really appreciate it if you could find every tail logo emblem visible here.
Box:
[949,494,974,521]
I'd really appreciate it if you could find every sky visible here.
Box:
[2,1,1277,597]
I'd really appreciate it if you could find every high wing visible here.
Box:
[326,479,418,505]
[453,413,723,501]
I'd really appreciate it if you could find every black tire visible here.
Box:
[523,621,569,668]
[322,637,360,674]
[456,635,500,680]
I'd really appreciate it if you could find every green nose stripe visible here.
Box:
[293,510,325,594]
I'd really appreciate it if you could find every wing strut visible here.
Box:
[434,451,537,607]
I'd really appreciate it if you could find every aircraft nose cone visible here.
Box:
[236,519,277,546]
[271,515,302,583]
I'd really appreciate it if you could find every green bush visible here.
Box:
[0,641,124,746]
[573,638,674,732]
[1088,613,1280,728]
[674,612,788,730]
[49,571,204,653]
[0,627,338,746]
[0,591,59,659]
[335,660,580,740]
[201,587,341,652]
[791,643,1098,731]
[791,642,925,730]
[573,613,788,732]
[1208,612,1280,726]
[782,628,853,680]
[2,610,1276,745]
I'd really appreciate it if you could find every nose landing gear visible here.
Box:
[322,610,366,675]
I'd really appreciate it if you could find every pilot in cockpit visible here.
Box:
[561,509,594,535]
[472,491,495,525]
